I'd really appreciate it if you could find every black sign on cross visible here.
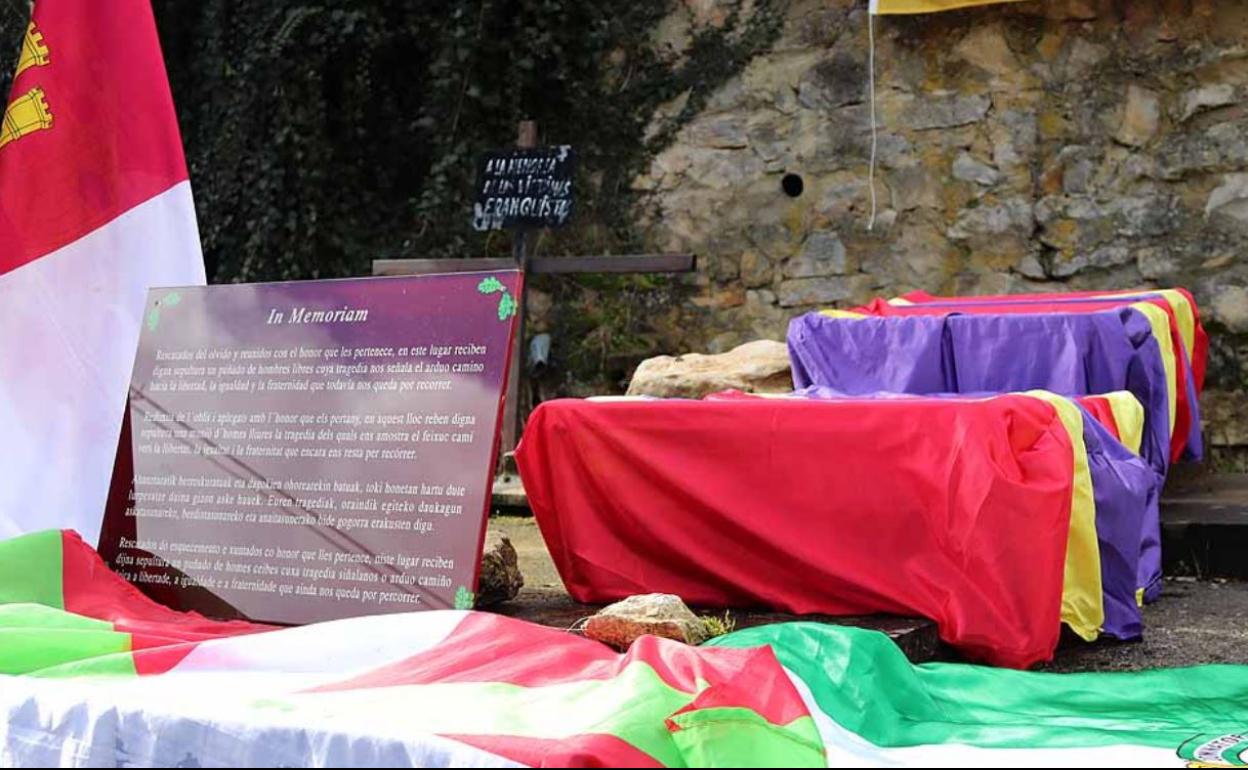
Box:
[374,121,696,457]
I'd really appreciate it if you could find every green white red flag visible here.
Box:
[2,530,1247,767]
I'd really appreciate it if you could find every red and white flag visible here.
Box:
[0,1,205,544]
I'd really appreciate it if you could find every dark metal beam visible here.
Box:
[373,253,696,277]
[373,258,515,277]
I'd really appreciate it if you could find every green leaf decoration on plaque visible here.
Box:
[497,290,517,321]
[145,291,184,332]
[477,276,505,295]
[454,585,476,610]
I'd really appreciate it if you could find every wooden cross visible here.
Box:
[373,122,696,457]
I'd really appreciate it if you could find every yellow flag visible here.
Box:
[872,0,1030,13]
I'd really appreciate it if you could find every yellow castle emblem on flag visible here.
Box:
[1,22,53,151]
[15,22,49,78]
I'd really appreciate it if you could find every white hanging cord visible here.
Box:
[867,11,879,232]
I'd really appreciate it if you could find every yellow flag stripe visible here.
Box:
[873,0,1031,14]
[1099,392,1146,457]
[1023,391,1104,642]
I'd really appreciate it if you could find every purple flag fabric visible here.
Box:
[788,309,1170,478]
[788,309,1170,603]
[891,295,1203,463]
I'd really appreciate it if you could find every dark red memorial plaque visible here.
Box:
[99,271,521,624]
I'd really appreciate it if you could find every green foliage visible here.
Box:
[699,611,736,640]
[145,0,779,284]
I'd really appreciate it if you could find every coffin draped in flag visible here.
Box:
[0,0,205,544]
[4,530,1247,768]
[516,392,1159,668]
[849,289,1206,464]
[788,304,1176,489]
[769,387,1158,642]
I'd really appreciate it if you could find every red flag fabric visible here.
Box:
[518,395,1081,668]
[0,1,205,543]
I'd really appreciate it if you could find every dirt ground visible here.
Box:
[493,515,1248,672]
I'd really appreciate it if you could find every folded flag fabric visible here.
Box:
[516,392,1157,667]
[703,388,1157,642]
[789,310,1173,604]
[708,622,1248,768]
[789,306,1174,483]
[852,290,1204,463]
[4,530,1246,768]
[0,529,835,768]
[893,287,1208,391]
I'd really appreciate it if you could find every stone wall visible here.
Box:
[632,0,1248,462]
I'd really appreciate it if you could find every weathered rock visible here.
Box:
[1211,285,1248,334]
[476,529,524,608]
[684,147,764,190]
[784,231,851,278]
[888,166,943,211]
[1116,194,1179,237]
[902,92,991,131]
[991,110,1038,170]
[1206,173,1248,225]
[1179,83,1237,122]
[1063,38,1109,76]
[1157,122,1248,179]
[954,24,1019,77]
[1043,0,1098,21]
[626,339,792,398]
[1050,245,1134,278]
[797,53,866,111]
[739,249,773,288]
[952,152,1002,186]
[1202,390,1248,448]
[1016,253,1049,280]
[584,594,710,650]
[1137,247,1181,280]
[817,175,869,219]
[689,115,749,149]
[948,198,1034,239]
[777,274,873,308]
[1115,85,1161,147]
[1047,145,1100,195]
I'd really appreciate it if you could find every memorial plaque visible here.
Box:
[472,145,575,231]
[99,271,522,625]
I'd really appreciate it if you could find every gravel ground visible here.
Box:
[493,515,1248,672]
[1040,577,1248,672]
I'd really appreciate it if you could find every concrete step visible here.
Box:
[1162,473,1248,579]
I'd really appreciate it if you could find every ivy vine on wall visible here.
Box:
[0,1,779,393]
[145,0,779,284]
